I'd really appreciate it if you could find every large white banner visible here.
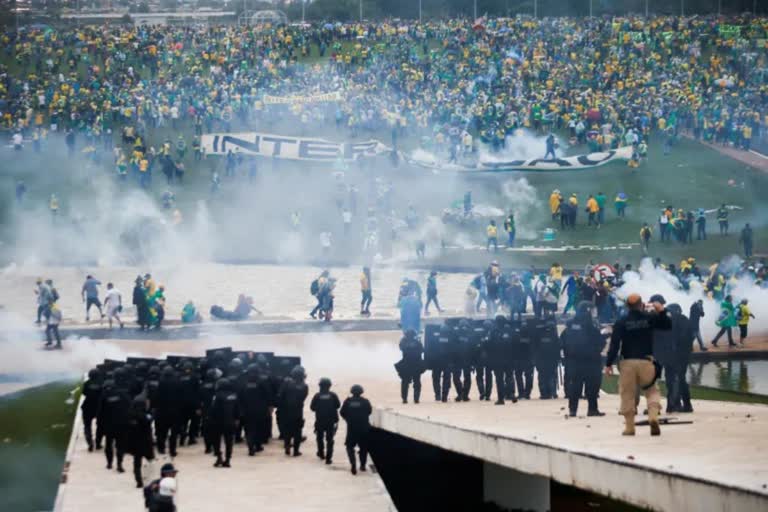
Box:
[201,132,390,161]
[263,91,343,105]
[409,146,633,172]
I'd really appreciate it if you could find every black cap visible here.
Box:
[160,463,178,475]
[649,294,666,305]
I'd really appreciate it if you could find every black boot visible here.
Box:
[214,455,223,467]
[347,447,357,475]
[401,380,409,404]
[326,441,334,465]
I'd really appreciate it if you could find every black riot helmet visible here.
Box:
[350,384,364,396]
[319,377,332,390]
[290,365,306,380]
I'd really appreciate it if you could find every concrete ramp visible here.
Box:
[372,397,768,511]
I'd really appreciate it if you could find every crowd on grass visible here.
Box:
[2,15,767,168]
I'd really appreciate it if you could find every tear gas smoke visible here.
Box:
[479,132,566,163]
[501,178,542,240]
[0,311,132,386]
[615,259,768,338]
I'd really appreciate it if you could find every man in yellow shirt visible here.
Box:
[139,156,149,188]
[586,194,599,227]
[549,189,561,220]
[737,299,755,345]
[742,124,752,151]
[486,220,498,253]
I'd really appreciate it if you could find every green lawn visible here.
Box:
[0,382,79,512]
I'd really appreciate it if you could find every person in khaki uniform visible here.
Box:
[605,294,671,436]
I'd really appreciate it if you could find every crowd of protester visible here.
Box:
[2,15,767,165]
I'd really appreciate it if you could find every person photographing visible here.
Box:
[605,294,671,437]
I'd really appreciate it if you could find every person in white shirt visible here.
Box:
[103,282,124,329]
[12,132,23,150]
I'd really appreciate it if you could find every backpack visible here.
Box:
[310,279,319,296]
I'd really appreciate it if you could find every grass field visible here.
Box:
[0,39,766,269]
[1,127,765,270]
[0,381,79,512]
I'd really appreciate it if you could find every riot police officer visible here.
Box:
[474,321,493,401]
[209,377,240,467]
[199,368,219,454]
[241,364,273,456]
[123,397,155,488]
[650,294,678,413]
[178,361,201,446]
[340,384,372,475]
[667,303,695,413]
[454,320,474,401]
[397,329,424,404]
[488,316,512,405]
[98,373,130,472]
[154,367,181,457]
[309,377,341,464]
[533,316,560,399]
[81,368,103,452]
[277,366,309,457]
[561,301,606,416]
[510,320,533,400]
[431,325,453,402]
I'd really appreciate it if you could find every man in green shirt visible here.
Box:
[595,192,607,225]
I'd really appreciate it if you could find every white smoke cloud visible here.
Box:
[615,258,768,339]
[0,311,131,383]
[501,177,541,240]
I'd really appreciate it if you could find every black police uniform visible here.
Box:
[178,366,201,446]
[668,305,694,413]
[209,380,240,466]
[431,325,453,402]
[533,317,560,399]
[98,379,130,471]
[277,376,309,456]
[510,320,534,400]
[397,332,424,403]
[199,371,217,453]
[123,399,155,487]
[560,312,606,415]
[340,392,372,475]
[81,372,103,451]
[241,369,273,455]
[653,315,678,413]
[154,369,182,457]
[488,317,511,404]
[454,323,474,401]
[309,384,341,464]
[474,322,493,401]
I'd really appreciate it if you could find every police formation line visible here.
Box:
[80,349,373,506]
[397,293,695,435]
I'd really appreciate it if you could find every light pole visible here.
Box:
[717,0,721,16]
[645,0,649,18]
[589,0,592,18]
[534,0,538,19]
[419,0,422,22]
[359,0,363,22]
[473,0,477,19]
[680,0,684,17]
[302,0,306,23]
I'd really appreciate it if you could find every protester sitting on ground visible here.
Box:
[181,301,203,323]
[210,294,262,321]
